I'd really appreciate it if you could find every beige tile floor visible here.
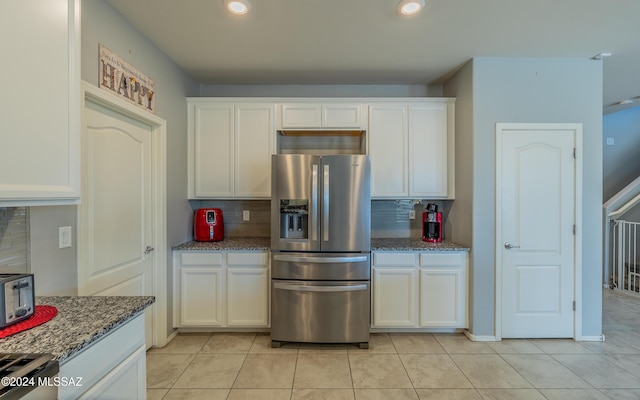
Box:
[147,290,640,400]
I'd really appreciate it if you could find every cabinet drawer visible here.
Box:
[227,252,269,266]
[180,252,224,266]
[419,252,465,267]
[373,252,416,267]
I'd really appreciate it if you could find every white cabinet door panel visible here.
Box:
[368,105,408,197]
[192,104,234,197]
[419,267,464,327]
[180,268,224,326]
[0,0,80,203]
[281,104,322,128]
[322,104,362,128]
[409,104,448,197]
[372,267,417,327]
[235,104,274,197]
[227,268,269,327]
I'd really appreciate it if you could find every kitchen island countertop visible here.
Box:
[0,296,154,363]
[173,237,469,251]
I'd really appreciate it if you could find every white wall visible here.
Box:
[441,60,478,329]
[445,57,603,338]
[81,0,199,336]
[30,206,77,296]
[603,106,640,201]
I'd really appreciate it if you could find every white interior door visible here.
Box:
[80,100,154,348]
[498,125,576,338]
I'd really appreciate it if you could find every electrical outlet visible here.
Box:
[606,137,615,146]
[59,226,72,249]
[409,210,416,220]
[243,210,250,221]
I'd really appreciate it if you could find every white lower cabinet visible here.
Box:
[59,314,146,400]
[174,250,270,328]
[372,251,468,329]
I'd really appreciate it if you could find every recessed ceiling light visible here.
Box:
[225,0,251,15]
[398,0,425,16]
[617,99,634,105]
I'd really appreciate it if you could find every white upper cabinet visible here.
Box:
[188,98,453,199]
[188,100,274,199]
[0,0,80,205]
[368,99,455,199]
[280,103,363,129]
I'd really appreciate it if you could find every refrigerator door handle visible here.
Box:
[311,164,318,242]
[323,164,330,242]
[273,255,368,263]
[273,283,368,292]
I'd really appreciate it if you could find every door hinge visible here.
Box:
[572,301,576,311]
[573,224,576,235]
[573,148,577,159]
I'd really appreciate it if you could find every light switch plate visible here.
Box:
[59,226,72,249]
[243,210,250,221]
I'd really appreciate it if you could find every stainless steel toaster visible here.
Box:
[0,273,35,328]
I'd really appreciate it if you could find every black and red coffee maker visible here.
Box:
[194,208,224,241]
[422,203,443,243]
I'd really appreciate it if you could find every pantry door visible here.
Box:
[78,84,167,348]
[497,123,581,338]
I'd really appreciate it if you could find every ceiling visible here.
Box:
[106,0,640,114]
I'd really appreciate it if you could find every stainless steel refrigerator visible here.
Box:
[270,154,371,348]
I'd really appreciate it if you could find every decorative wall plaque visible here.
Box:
[98,44,156,114]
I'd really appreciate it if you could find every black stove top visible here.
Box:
[0,353,59,399]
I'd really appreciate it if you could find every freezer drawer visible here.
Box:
[271,252,370,280]
[271,280,370,347]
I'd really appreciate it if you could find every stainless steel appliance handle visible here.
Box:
[273,255,368,263]
[273,282,368,292]
[323,164,330,242]
[311,164,318,241]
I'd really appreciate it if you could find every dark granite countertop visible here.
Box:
[173,237,271,251]
[0,296,154,363]
[172,237,469,251]
[371,238,469,251]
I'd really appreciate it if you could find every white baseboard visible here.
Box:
[464,330,498,342]
[576,334,605,342]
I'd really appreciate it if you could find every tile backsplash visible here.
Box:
[189,199,451,239]
[0,207,29,273]
[190,200,271,237]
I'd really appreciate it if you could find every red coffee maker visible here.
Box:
[194,208,224,241]
[422,203,442,243]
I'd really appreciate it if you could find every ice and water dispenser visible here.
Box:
[279,199,308,239]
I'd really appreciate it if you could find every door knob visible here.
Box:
[504,242,520,250]
[144,245,155,254]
